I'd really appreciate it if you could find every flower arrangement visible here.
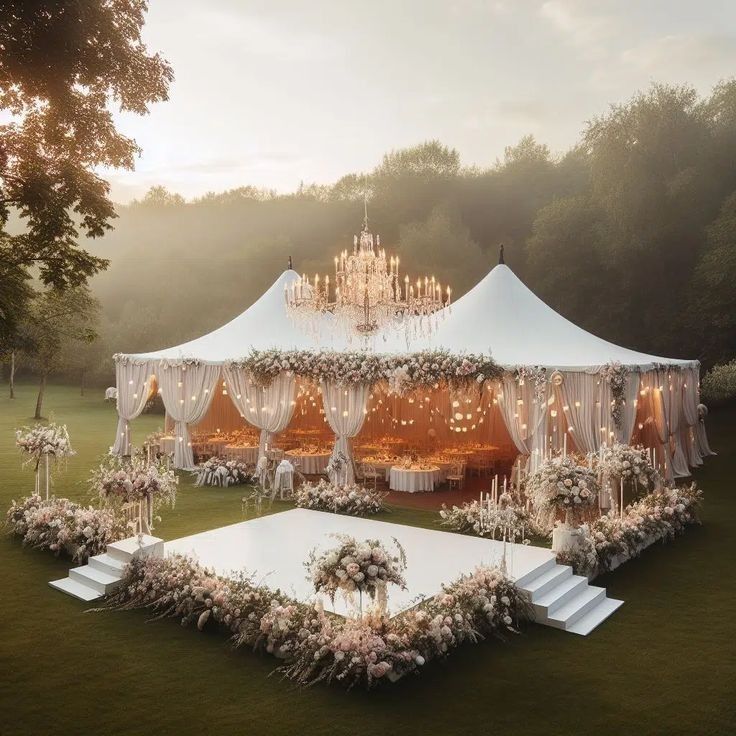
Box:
[598,443,658,498]
[439,496,539,543]
[600,361,630,429]
[194,456,252,487]
[294,479,386,516]
[556,483,703,577]
[305,534,407,610]
[89,456,178,508]
[15,422,75,469]
[515,365,547,403]
[103,553,529,689]
[228,348,502,394]
[6,495,128,564]
[525,455,600,528]
[325,451,349,484]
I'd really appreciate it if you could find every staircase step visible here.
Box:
[547,586,607,630]
[89,552,127,577]
[49,577,101,602]
[534,574,589,616]
[515,556,557,588]
[522,564,572,601]
[69,565,122,595]
[106,534,164,563]
[567,598,624,636]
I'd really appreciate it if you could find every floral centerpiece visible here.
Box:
[6,494,127,564]
[294,479,386,516]
[305,534,407,614]
[525,455,600,529]
[89,456,178,533]
[15,422,76,498]
[598,443,658,503]
[194,456,252,487]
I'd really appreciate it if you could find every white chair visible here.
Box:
[446,461,466,490]
[359,463,381,490]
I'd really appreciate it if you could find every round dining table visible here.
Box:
[224,444,259,464]
[285,451,331,475]
[389,465,441,493]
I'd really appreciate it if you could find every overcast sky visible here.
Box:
[106,0,736,202]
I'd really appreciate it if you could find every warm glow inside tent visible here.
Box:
[112,263,711,481]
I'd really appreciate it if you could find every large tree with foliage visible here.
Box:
[21,287,100,418]
[0,0,172,345]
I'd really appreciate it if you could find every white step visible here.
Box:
[49,577,101,602]
[515,557,557,588]
[89,552,127,576]
[69,564,123,595]
[546,586,607,630]
[106,534,164,563]
[522,564,572,601]
[567,597,624,636]
[534,574,589,617]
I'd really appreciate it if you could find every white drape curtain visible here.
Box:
[496,375,548,471]
[555,372,600,455]
[618,371,641,445]
[222,368,297,461]
[681,366,702,467]
[321,381,370,484]
[159,363,221,469]
[665,371,690,477]
[112,361,154,455]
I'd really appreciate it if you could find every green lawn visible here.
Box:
[0,383,733,736]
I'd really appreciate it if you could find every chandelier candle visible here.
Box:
[285,208,449,337]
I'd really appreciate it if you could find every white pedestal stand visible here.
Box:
[552,524,584,554]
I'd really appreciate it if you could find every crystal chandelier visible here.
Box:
[285,205,451,337]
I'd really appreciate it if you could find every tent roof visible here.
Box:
[123,264,696,370]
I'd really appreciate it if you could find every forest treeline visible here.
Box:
[15,81,736,388]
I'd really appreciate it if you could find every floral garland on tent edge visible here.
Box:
[101,554,530,689]
[227,348,503,392]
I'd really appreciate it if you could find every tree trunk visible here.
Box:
[34,373,47,420]
[9,351,15,399]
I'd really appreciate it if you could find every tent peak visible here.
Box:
[498,243,505,264]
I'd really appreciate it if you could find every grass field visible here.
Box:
[0,383,734,736]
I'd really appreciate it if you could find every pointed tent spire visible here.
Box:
[498,243,505,264]
[288,255,293,270]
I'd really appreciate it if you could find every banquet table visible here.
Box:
[224,444,259,463]
[285,451,331,475]
[389,465,441,493]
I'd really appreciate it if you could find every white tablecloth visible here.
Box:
[159,436,176,455]
[285,451,331,474]
[224,445,259,463]
[389,466,441,493]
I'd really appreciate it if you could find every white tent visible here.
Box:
[113,263,711,476]
[127,264,695,370]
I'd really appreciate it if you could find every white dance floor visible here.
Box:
[165,509,555,617]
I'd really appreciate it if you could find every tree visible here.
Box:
[0,0,173,346]
[21,288,100,418]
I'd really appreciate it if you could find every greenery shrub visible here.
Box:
[701,360,736,405]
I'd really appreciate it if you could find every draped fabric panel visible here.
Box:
[321,381,370,485]
[555,372,600,455]
[222,367,297,462]
[618,371,641,446]
[681,366,702,467]
[665,371,690,477]
[496,374,548,471]
[159,363,221,469]
[112,361,155,455]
